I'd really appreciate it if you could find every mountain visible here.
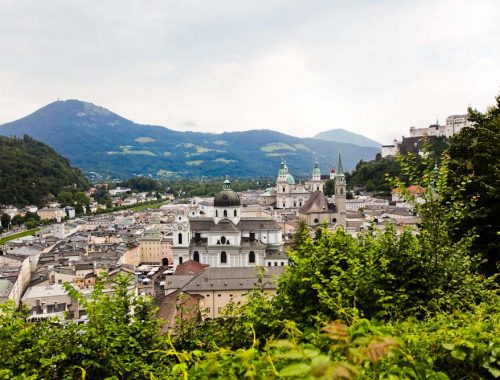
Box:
[0,135,89,207]
[0,100,380,179]
[314,129,381,148]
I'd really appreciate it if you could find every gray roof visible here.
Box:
[299,191,337,213]
[183,266,285,292]
[208,219,240,233]
[0,279,14,298]
[189,217,281,232]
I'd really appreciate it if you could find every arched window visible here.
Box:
[178,233,183,245]
[193,251,200,262]
[223,210,228,217]
[216,210,218,217]
[249,251,255,263]
[234,209,237,217]
[179,257,183,264]
[220,236,226,244]
[220,251,227,263]
[162,258,169,266]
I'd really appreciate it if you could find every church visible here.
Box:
[259,157,347,228]
[172,178,287,268]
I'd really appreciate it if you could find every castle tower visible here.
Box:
[335,154,347,226]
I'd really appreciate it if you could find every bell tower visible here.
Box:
[335,154,347,226]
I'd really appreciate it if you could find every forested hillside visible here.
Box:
[348,137,450,193]
[0,135,89,206]
[0,100,379,179]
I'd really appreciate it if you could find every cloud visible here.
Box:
[0,0,499,144]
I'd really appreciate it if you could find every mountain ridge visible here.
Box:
[314,128,381,148]
[0,100,380,179]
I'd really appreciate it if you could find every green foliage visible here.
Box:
[120,176,163,192]
[349,156,401,192]
[383,302,500,379]
[1,213,10,229]
[445,96,500,275]
[0,135,89,207]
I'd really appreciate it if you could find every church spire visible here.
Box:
[337,153,344,176]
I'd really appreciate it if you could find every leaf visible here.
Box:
[450,349,467,361]
[279,363,311,377]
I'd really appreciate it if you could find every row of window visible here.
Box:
[215,209,238,218]
[178,251,257,264]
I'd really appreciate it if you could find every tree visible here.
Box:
[57,191,74,207]
[445,96,500,275]
[1,213,11,229]
[324,179,335,196]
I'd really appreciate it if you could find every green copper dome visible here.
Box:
[312,161,321,177]
[285,173,295,185]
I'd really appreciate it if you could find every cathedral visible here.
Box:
[259,157,347,229]
[172,178,287,269]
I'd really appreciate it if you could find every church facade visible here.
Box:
[259,157,347,228]
[172,178,287,268]
[259,160,325,209]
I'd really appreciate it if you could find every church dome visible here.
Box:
[214,190,241,207]
[286,173,296,185]
[214,176,241,207]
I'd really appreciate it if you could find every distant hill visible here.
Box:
[0,100,380,179]
[0,135,89,207]
[314,129,381,148]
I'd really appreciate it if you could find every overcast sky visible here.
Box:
[0,0,499,143]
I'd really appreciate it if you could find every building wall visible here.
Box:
[197,289,276,319]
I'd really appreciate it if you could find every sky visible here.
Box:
[0,0,499,143]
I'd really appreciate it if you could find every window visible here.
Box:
[281,262,285,266]
[274,262,278,266]
[220,236,226,244]
[223,210,228,217]
[178,233,183,245]
[249,232,255,242]
[220,251,227,263]
[216,210,218,217]
[179,257,183,264]
[193,251,200,262]
[268,262,271,266]
[249,251,255,263]
[314,218,319,223]
[205,307,210,313]
[234,209,237,217]
[218,307,222,313]
[282,187,285,192]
